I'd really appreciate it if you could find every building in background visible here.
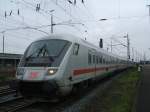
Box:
[0,53,22,76]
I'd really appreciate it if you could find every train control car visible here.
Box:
[11,34,129,98]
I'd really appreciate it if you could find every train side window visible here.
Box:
[105,56,108,64]
[103,57,105,64]
[96,56,98,64]
[109,56,111,64]
[117,59,119,64]
[93,55,95,64]
[88,53,92,64]
[108,57,110,64]
[104,56,106,64]
[99,57,101,64]
[100,56,103,63]
[110,57,112,64]
[73,43,79,55]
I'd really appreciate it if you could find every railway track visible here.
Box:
[0,99,37,112]
[0,78,113,112]
[0,86,16,96]
[0,85,23,104]
[0,85,38,112]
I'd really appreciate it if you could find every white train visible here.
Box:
[12,34,129,98]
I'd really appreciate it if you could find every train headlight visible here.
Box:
[48,69,57,75]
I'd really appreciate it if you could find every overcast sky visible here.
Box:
[0,0,150,61]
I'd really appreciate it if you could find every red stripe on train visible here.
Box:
[73,68,95,76]
[73,65,119,76]
[73,67,106,76]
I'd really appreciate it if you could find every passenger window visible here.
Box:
[88,53,92,64]
[105,57,107,64]
[93,55,95,64]
[96,56,98,64]
[73,43,79,55]
[100,56,102,63]
[103,57,105,64]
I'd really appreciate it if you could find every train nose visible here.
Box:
[19,80,58,98]
[23,68,46,81]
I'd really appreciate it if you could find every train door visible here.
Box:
[95,52,105,77]
[95,51,101,78]
[95,54,99,77]
[89,49,96,79]
[69,43,81,82]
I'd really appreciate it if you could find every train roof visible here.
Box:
[36,34,127,61]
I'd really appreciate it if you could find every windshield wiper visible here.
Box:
[26,45,45,61]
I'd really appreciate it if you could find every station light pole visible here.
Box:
[147,5,150,16]
[124,34,130,62]
[51,14,53,34]
[50,10,55,34]
[132,47,134,62]
[1,32,5,53]
[147,5,150,22]
[148,48,150,63]
[3,34,4,53]
[111,40,112,52]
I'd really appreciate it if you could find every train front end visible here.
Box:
[10,38,71,98]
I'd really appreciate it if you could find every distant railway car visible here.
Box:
[11,34,129,98]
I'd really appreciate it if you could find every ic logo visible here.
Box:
[29,72,39,79]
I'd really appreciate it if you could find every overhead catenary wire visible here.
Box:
[56,0,94,36]
[6,0,126,50]
[6,32,33,41]
[0,21,85,35]
[50,0,88,30]
[0,0,145,58]
[9,0,147,39]
[19,0,64,22]
[13,0,86,34]
[0,25,50,35]
[0,9,32,30]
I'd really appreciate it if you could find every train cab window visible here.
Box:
[73,43,80,55]
[88,53,92,64]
